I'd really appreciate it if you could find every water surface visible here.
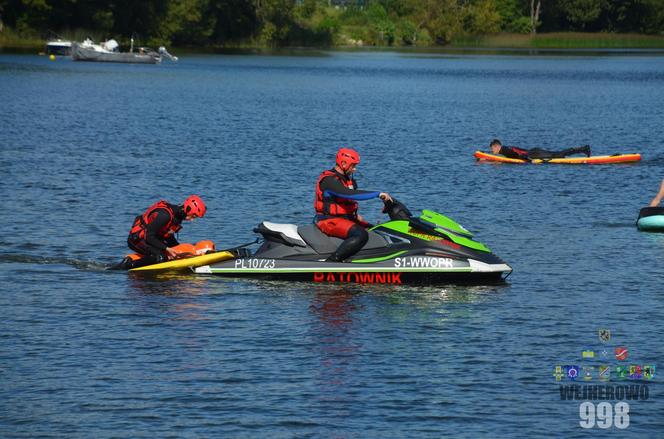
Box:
[1,51,663,437]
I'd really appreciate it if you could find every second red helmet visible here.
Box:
[336,148,360,171]
[183,195,206,218]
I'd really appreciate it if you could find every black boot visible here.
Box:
[108,256,135,270]
[324,225,369,263]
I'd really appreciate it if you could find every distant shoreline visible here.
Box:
[3,31,664,54]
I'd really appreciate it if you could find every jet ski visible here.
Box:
[194,200,512,285]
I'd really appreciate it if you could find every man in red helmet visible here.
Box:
[315,148,392,262]
[123,195,207,268]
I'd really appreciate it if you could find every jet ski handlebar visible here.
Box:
[382,197,412,221]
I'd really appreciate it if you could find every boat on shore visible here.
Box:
[44,31,72,56]
[46,38,72,56]
[71,38,177,64]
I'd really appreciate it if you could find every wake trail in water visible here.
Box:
[643,154,664,165]
[591,221,638,229]
[0,253,111,271]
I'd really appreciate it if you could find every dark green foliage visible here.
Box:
[1,0,663,47]
[495,0,531,32]
[561,0,601,30]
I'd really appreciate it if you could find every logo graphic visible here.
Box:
[582,350,595,359]
[566,365,580,381]
[599,329,611,343]
[616,365,628,380]
[615,346,628,361]
[644,365,656,380]
[582,366,594,381]
[598,365,610,381]
[553,365,564,381]
[600,349,609,359]
[629,365,643,380]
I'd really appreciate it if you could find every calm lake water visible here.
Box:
[1,49,663,437]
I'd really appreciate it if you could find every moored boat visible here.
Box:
[71,38,177,64]
[46,38,72,56]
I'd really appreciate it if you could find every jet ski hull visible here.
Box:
[194,201,512,285]
[194,255,511,285]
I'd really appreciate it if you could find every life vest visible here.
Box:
[128,200,182,242]
[315,169,358,217]
[503,146,530,160]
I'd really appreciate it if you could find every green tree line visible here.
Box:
[1,0,663,47]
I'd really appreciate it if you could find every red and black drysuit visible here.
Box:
[315,169,381,262]
[498,145,588,160]
[126,200,185,266]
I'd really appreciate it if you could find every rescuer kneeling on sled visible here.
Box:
[119,195,207,269]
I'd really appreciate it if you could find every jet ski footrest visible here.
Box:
[254,222,307,247]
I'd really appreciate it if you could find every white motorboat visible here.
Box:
[71,38,178,64]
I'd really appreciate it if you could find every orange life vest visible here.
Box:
[314,169,358,217]
[128,200,182,242]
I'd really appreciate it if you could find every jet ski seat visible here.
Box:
[254,222,307,247]
[297,224,389,255]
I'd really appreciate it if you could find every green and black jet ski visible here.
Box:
[195,200,512,285]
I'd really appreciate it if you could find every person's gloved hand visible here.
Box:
[165,247,178,260]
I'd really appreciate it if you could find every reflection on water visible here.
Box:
[308,287,360,416]
[128,272,213,295]
[126,274,219,320]
[231,277,507,304]
[302,283,506,414]
[310,287,357,328]
[383,284,508,305]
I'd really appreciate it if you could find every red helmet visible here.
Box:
[336,148,360,172]
[183,195,206,218]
